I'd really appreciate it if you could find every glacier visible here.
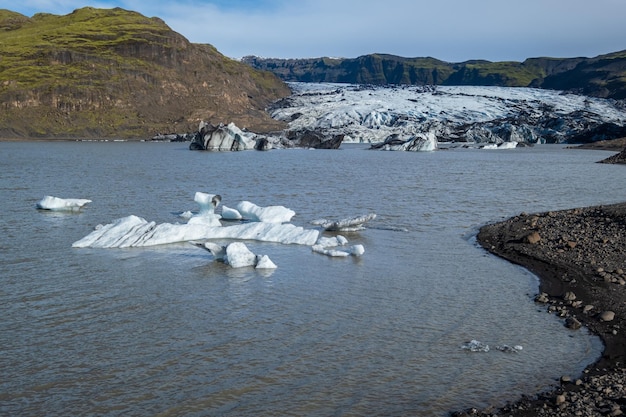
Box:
[270,83,626,146]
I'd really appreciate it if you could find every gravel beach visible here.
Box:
[453,201,626,416]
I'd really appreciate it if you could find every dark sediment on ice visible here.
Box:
[453,202,626,417]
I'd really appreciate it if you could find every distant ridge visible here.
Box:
[242,51,626,99]
[0,8,290,139]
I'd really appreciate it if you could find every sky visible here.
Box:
[3,0,626,62]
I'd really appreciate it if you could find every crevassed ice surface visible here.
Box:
[273,83,626,143]
[3,141,624,416]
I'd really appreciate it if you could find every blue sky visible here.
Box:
[3,0,626,62]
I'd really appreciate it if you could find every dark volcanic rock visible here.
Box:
[454,202,626,417]
[599,146,626,164]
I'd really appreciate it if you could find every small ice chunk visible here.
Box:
[221,205,243,220]
[179,210,194,219]
[194,192,221,214]
[255,255,277,269]
[316,235,349,248]
[194,241,277,269]
[36,195,91,211]
[496,345,523,353]
[236,201,295,223]
[312,244,365,257]
[193,241,226,260]
[312,213,376,231]
[461,340,490,352]
[350,244,365,256]
[225,242,257,268]
[312,245,350,257]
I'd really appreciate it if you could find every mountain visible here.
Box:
[0,8,290,139]
[242,51,626,100]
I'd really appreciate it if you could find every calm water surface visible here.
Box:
[1,142,624,416]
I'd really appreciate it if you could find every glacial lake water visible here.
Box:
[1,141,624,416]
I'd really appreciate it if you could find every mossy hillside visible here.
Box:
[444,61,544,86]
[0,7,290,139]
[1,8,169,82]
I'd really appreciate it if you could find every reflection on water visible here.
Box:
[1,142,621,416]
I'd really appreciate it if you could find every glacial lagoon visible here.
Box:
[2,141,624,416]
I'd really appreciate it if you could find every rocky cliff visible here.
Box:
[0,8,291,139]
[243,51,626,100]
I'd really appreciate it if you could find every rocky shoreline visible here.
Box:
[453,202,626,416]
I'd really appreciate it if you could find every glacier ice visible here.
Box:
[36,195,92,211]
[271,83,626,146]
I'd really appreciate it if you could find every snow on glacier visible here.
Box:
[272,83,626,144]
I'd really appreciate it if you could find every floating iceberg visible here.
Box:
[370,133,438,152]
[190,121,257,151]
[36,195,92,211]
[72,193,373,264]
[72,215,319,248]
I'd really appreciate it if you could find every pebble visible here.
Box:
[564,291,576,301]
[566,317,582,330]
[526,231,541,244]
[600,311,616,322]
